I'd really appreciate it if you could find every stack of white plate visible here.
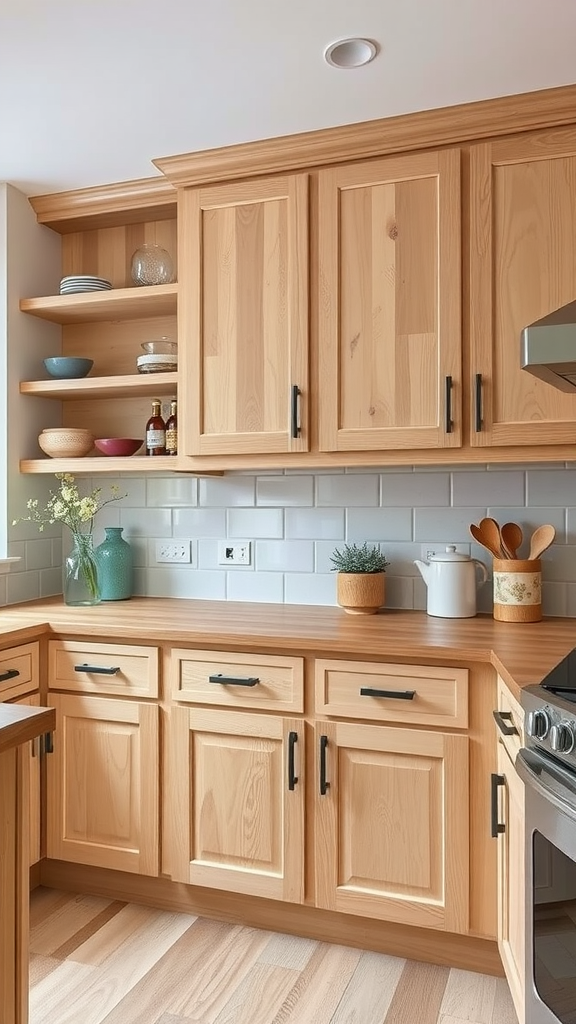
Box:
[59,275,112,294]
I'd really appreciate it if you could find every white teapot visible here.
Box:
[414,545,489,618]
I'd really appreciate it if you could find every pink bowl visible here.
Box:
[94,438,144,457]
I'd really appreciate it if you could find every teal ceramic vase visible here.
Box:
[94,527,133,601]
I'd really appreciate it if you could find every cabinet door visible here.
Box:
[318,150,461,451]
[315,721,469,931]
[170,707,304,901]
[497,743,525,1023]
[179,175,309,456]
[470,129,576,446]
[14,694,41,867]
[46,694,159,875]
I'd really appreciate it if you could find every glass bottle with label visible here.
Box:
[165,398,178,456]
[146,399,166,455]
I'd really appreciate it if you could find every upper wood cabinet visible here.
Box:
[318,150,462,452]
[470,128,576,446]
[178,174,309,456]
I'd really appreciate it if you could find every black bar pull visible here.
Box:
[490,773,505,837]
[288,731,298,791]
[0,668,20,683]
[74,664,120,675]
[444,375,453,434]
[360,686,416,700]
[208,674,260,687]
[291,385,301,439]
[493,710,518,737]
[44,732,54,755]
[319,735,330,796]
[474,373,483,432]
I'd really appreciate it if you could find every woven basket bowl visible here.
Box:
[38,427,94,458]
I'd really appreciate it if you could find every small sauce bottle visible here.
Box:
[165,398,178,456]
[146,399,166,455]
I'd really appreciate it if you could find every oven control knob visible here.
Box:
[550,722,576,754]
[527,708,551,739]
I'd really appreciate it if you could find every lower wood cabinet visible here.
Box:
[314,720,469,931]
[46,693,159,875]
[170,706,305,901]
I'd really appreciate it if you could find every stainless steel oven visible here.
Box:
[519,652,576,1024]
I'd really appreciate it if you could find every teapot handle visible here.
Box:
[473,559,489,586]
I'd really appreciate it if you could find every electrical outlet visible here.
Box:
[155,540,192,563]
[420,544,436,560]
[217,541,251,566]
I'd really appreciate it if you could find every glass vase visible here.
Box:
[130,243,175,286]
[94,527,133,600]
[64,533,101,606]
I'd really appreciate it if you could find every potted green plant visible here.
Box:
[330,541,389,615]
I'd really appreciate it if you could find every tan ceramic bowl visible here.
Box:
[38,427,94,458]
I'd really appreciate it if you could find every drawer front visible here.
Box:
[315,659,468,727]
[0,642,39,700]
[495,676,524,760]
[170,649,304,712]
[49,640,159,697]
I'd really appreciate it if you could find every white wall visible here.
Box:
[5,464,576,615]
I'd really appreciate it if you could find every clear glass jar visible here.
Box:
[64,533,101,606]
[130,243,175,286]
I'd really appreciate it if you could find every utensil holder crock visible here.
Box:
[493,558,542,622]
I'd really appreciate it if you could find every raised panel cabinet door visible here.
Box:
[318,149,461,451]
[470,129,576,446]
[46,694,159,875]
[170,706,304,902]
[179,174,309,456]
[315,721,469,932]
[497,743,525,1024]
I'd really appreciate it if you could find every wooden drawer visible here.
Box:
[169,649,304,712]
[315,659,468,728]
[0,642,39,700]
[495,676,524,760]
[49,640,159,698]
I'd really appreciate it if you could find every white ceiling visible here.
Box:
[2,0,576,198]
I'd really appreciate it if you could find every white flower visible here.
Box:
[13,473,127,538]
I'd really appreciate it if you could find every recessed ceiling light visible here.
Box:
[324,38,378,69]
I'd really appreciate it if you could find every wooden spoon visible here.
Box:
[479,517,505,558]
[528,524,556,561]
[500,522,523,560]
[469,523,502,558]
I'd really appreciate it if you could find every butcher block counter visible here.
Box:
[3,595,576,697]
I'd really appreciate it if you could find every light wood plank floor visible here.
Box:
[29,888,518,1024]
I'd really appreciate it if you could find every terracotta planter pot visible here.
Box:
[336,572,386,615]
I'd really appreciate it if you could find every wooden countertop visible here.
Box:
[0,703,55,754]
[3,596,576,699]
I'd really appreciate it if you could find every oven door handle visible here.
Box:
[516,747,576,823]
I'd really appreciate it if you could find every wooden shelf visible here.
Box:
[20,455,187,474]
[19,283,178,325]
[20,372,178,400]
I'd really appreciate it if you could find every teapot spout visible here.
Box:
[413,559,431,586]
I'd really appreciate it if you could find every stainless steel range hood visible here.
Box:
[521,301,576,393]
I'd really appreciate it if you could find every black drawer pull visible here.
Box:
[209,674,260,687]
[490,773,505,837]
[0,668,20,683]
[493,710,518,737]
[74,664,120,675]
[444,375,453,434]
[474,373,483,432]
[44,732,54,755]
[320,734,330,795]
[291,384,301,439]
[360,687,416,700]
[288,731,298,791]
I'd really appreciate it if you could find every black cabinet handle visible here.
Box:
[208,674,260,687]
[0,668,19,683]
[493,710,518,737]
[288,731,298,791]
[291,385,301,439]
[444,375,453,434]
[474,373,483,432]
[360,686,416,700]
[44,732,54,755]
[490,773,505,837]
[74,664,120,675]
[319,735,330,796]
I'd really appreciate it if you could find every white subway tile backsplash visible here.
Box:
[452,470,524,507]
[144,567,226,599]
[527,470,576,507]
[25,538,53,571]
[227,572,284,603]
[173,509,226,537]
[285,508,345,540]
[346,508,413,543]
[384,576,414,610]
[380,472,450,507]
[256,476,314,506]
[39,566,63,598]
[6,571,40,604]
[198,539,251,571]
[256,540,314,572]
[228,508,284,538]
[199,476,255,507]
[120,507,172,537]
[285,573,336,606]
[542,581,568,617]
[315,541,340,574]
[317,475,379,507]
[147,476,197,508]
[414,507,487,543]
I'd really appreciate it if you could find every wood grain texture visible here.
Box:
[0,704,55,754]
[29,177,176,233]
[20,283,177,324]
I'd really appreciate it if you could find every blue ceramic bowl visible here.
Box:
[43,357,94,379]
